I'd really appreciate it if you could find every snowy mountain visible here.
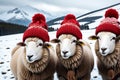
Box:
[0,3,120,29]
[49,3,120,29]
[1,3,120,80]
[0,5,53,26]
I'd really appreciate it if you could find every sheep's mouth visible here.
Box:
[26,57,35,63]
[100,52,108,56]
[102,52,105,54]
[63,54,67,57]
[27,57,33,61]
[27,59,34,63]
[62,55,69,59]
[27,58,41,63]
[28,59,32,61]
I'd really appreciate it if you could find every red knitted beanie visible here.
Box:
[96,8,120,36]
[56,14,82,39]
[23,13,49,42]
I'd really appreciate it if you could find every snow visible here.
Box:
[0,30,102,80]
[1,4,120,80]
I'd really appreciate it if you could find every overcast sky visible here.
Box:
[0,0,120,12]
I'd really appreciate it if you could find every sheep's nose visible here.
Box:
[62,51,68,54]
[101,48,107,53]
[27,55,33,60]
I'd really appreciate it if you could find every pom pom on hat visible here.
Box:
[23,13,49,42]
[29,13,47,30]
[96,8,120,36]
[105,8,119,19]
[32,13,46,23]
[56,14,82,39]
[61,14,80,27]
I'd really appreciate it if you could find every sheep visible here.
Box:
[89,32,120,80]
[10,37,56,80]
[51,34,94,80]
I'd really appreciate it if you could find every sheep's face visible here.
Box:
[97,32,116,56]
[24,38,43,63]
[58,35,77,59]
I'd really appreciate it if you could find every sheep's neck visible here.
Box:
[58,45,83,70]
[23,48,50,73]
[96,41,120,72]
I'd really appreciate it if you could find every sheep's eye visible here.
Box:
[111,37,116,41]
[58,39,61,43]
[97,36,101,40]
[72,40,76,43]
[39,43,43,46]
[36,43,43,47]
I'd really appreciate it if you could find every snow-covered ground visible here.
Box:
[0,30,102,80]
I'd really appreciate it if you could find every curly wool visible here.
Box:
[95,40,120,74]
[56,42,94,80]
[10,38,56,80]
[23,48,50,73]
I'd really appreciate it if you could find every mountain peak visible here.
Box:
[7,8,20,14]
[0,5,52,26]
[7,7,28,16]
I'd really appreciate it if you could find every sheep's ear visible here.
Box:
[116,35,120,42]
[50,39,60,43]
[43,43,52,48]
[88,35,98,40]
[77,41,85,46]
[17,42,26,46]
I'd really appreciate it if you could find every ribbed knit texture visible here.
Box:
[23,13,49,42]
[96,8,120,36]
[56,14,82,39]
